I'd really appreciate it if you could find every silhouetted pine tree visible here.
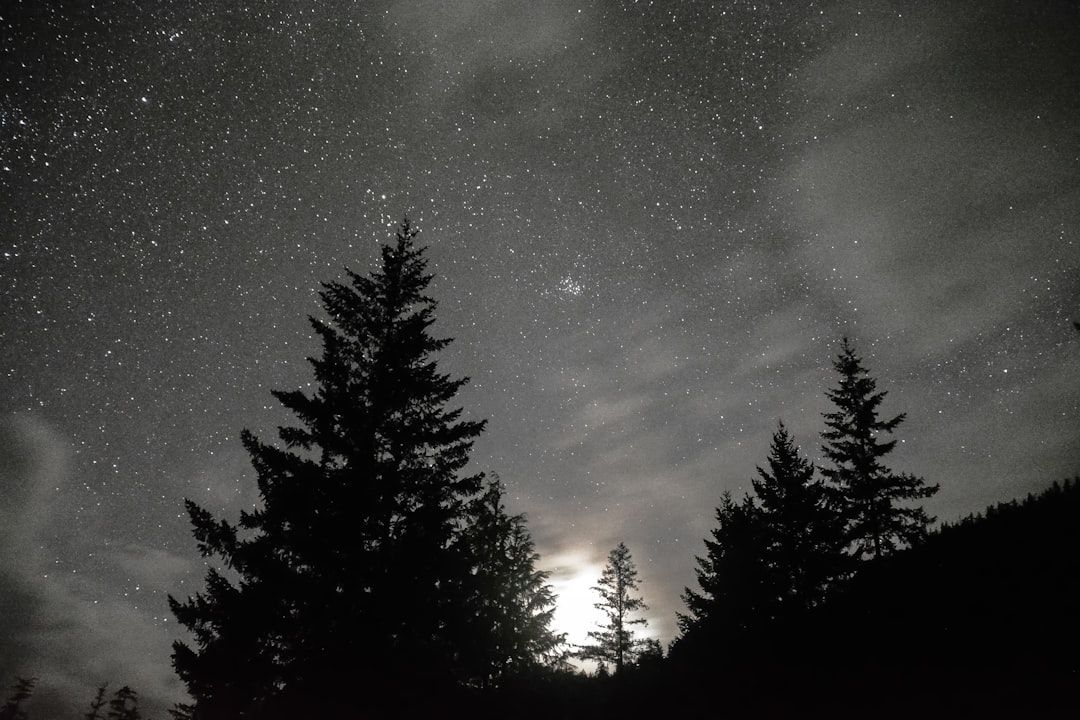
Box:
[457,476,566,686]
[0,677,35,720]
[821,338,938,560]
[676,492,771,656]
[84,683,109,720]
[169,220,560,718]
[168,704,196,720]
[635,637,664,667]
[105,686,140,720]
[578,542,650,674]
[752,421,847,614]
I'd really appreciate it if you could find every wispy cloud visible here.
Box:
[0,416,187,715]
[779,1,1080,357]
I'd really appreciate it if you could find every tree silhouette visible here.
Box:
[105,686,140,720]
[458,477,566,685]
[578,542,650,674]
[635,637,664,668]
[0,677,35,720]
[821,338,938,560]
[167,704,196,720]
[677,491,771,658]
[83,683,108,720]
[169,220,560,717]
[752,421,847,613]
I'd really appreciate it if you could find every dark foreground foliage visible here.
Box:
[664,477,1080,719]
[5,487,1078,718]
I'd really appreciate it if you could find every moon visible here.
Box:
[544,550,607,655]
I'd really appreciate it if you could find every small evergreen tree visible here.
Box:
[84,683,109,720]
[635,637,664,668]
[752,421,847,613]
[677,492,771,653]
[105,686,140,720]
[578,542,650,674]
[0,677,35,720]
[821,338,938,560]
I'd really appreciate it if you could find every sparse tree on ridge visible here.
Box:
[169,220,562,717]
[821,338,938,560]
[578,542,651,674]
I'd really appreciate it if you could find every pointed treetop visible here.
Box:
[820,337,938,560]
[579,542,651,674]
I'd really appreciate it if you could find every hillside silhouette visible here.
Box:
[662,477,1080,719]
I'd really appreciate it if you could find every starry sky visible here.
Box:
[2,0,1078,714]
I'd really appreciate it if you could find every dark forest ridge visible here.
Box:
[5,477,1077,718]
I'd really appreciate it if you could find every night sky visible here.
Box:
[2,0,1079,714]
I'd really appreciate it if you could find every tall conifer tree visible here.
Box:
[676,492,770,656]
[169,221,560,718]
[752,421,846,613]
[821,338,938,560]
[578,542,650,674]
[458,477,567,685]
[676,428,846,663]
